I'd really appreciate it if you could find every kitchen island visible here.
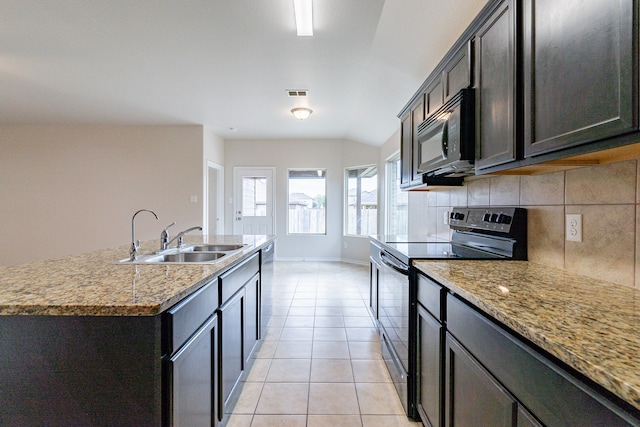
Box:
[413,260,640,425]
[0,235,274,426]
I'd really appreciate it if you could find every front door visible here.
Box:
[233,167,275,235]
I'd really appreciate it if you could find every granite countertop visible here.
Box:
[0,235,274,316]
[413,260,640,412]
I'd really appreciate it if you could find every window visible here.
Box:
[288,169,326,234]
[385,153,408,235]
[345,165,377,236]
[242,176,267,217]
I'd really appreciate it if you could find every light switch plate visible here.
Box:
[566,214,582,242]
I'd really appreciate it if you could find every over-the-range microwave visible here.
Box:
[417,88,475,177]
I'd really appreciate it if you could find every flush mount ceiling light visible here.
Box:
[291,107,313,120]
[293,0,313,36]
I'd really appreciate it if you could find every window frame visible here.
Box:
[344,164,378,238]
[287,168,327,235]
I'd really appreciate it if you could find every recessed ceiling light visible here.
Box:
[293,0,313,36]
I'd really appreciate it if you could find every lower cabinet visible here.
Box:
[244,273,260,364]
[417,305,443,427]
[166,314,218,427]
[219,289,244,415]
[445,332,539,427]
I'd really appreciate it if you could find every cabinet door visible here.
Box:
[417,305,443,427]
[168,314,218,427]
[518,407,543,427]
[443,41,472,101]
[475,0,518,171]
[219,290,244,415]
[411,98,425,183]
[523,0,635,157]
[244,273,260,364]
[445,333,517,427]
[400,111,413,187]
[369,260,379,324]
[425,79,444,117]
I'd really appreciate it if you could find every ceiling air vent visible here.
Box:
[286,89,308,97]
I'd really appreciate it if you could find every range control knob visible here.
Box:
[483,213,491,222]
[450,212,465,221]
[490,213,499,223]
[498,214,512,224]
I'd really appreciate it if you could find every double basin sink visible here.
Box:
[120,244,246,264]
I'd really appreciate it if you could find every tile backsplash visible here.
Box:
[411,159,639,289]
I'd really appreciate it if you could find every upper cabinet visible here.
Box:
[443,41,472,102]
[522,0,636,157]
[399,0,640,183]
[474,0,518,171]
[400,97,425,189]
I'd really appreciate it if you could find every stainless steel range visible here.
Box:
[369,207,527,419]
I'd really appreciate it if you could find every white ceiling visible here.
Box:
[1,0,487,146]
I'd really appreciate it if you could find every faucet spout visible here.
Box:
[130,209,159,260]
[160,221,177,250]
[168,226,203,249]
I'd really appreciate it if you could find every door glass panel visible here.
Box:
[242,176,267,217]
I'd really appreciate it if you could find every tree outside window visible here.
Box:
[345,166,377,236]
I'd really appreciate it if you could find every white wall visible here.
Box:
[224,138,380,263]
[0,125,205,266]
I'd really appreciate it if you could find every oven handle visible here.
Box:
[379,251,409,276]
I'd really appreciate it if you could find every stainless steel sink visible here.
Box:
[187,244,245,252]
[144,252,226,263]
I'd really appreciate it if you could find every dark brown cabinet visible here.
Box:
[167,314,218,427]
[523,0,636,158]
[445,333,518,427]
[418,305,443,427]
[474,0,518,171]
[243,272,260,364]
[425,79,444,117]
[400,99,425,189]
[443,41,472,102]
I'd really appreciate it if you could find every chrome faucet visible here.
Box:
[160,222,176,250]
[167,226,202,249]
[129,209,159,261]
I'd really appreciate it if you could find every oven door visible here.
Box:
[376,249,411,415]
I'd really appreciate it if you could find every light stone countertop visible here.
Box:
[413,260,640,412]
[0,235,274,316]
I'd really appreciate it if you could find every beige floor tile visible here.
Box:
[307,414,363,427]
[266,359,311,382]
[291,299,316,307]
[352,360,391,382]
[255,383,309,414]
[310,359,354,382]
[225,414,253,427]
[253,340,277,359]
[344,316,375,327]
[250,415,307,427]
[314,327,347,341]
[348,341,382,360]
[284,316,316,328]
[314,316,345,327]
[245,358,272,382]
[342,307,371,316]
[346,327,379,342]
[315,298,342,307]
[308,383,360,414]
[315,306,343,316]
[279,327,314,341]
[361,415,423,427]
[274,340,313,359]
[232,382,264,413]
[312,341,351,359]
[288,307,316,316]
[261,326,282,341]
[356,383,406,415]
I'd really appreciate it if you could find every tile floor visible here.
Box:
[225,261,423,427]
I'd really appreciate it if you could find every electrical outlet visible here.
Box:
[566,214,582,242]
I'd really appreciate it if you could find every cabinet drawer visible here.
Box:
[417,274,444,321]
[165,278,218,354]
[219,252,259,305]
[447,294,638,426]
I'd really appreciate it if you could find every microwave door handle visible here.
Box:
[441,115,449,159]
